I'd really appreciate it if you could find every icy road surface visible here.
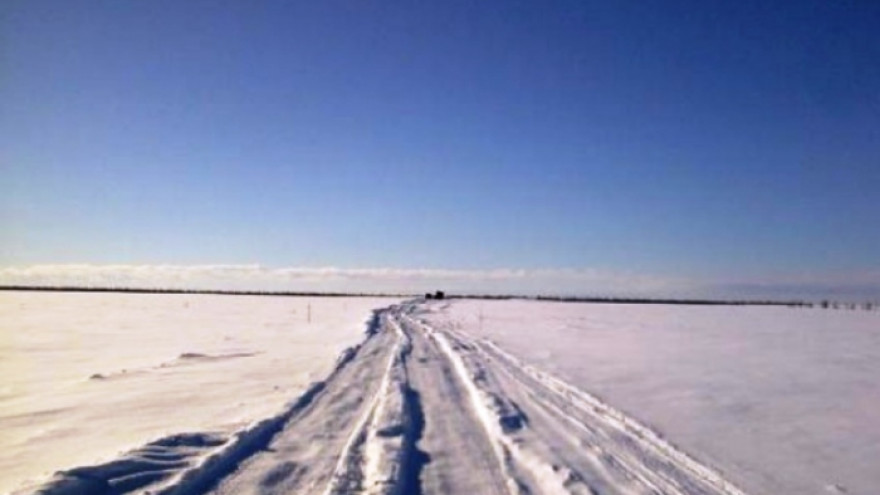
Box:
[23,301,747,495]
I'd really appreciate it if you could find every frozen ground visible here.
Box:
[421,299,880,495]
[4,296,749,495]
[202,303,742,495]
[0,292,397,494]
[5,294,876,495]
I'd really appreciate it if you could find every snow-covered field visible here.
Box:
[0,292,397,494]
[421,299,880,495]
[4,293,878,494]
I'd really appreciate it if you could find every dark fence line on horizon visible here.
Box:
[465,294,876,310]
[2,285,876,310]
[458,294,876,310]
[533,295,804,307]
[449,294,804,306]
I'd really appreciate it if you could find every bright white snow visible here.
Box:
[0,291,398,494]
[201,302,743,495]
[422,299,880,495]
[6,294,878,495]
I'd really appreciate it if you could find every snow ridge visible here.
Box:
[417,310,749,495]
[20,302,752,495]
[476,338,748,495]
[157,309,388,495]
[323,312,416,495]
[22,308,388,495]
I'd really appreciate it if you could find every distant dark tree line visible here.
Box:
[0,285,407,298]
[1,285,876,310]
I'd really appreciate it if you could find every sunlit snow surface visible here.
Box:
[0,292,398,494]
[423,299,880,495]
[5,294,880,495]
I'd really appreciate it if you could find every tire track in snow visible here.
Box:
[474,337,747,495]
[204,308,410,495]
[396,310,511,495]
[27,302,751,495]
[24,308,392,495]
[415,316,581,495]
[322,313,419,495]
[408,305,749,495]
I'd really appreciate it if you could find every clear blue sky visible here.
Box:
[2,1,878,295]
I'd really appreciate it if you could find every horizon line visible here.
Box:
[3,284,874,308]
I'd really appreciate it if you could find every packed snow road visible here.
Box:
[31,302,746,495]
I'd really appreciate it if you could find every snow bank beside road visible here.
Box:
[423,299,880,495]
[0,292,397,494]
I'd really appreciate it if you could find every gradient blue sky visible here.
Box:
[2,1,879,297]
